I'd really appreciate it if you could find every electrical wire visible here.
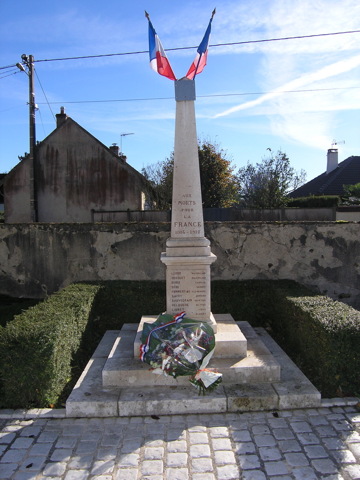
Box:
[0,69,21,80]
[34,69,55,120]
[1,28,360,69]
[35,85,360,106]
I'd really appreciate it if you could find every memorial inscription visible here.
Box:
[168,267,208,319]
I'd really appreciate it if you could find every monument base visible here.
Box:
[66,315,322,417]
[133,313,247,359]
[160,250,217,330]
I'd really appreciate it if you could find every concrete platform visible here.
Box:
[134,313,248,359]
[66,318,321,417]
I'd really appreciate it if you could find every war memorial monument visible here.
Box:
[66,12,321,416]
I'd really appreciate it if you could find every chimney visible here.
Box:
[326,148,338,174]
[109,144,120,156]
[56,106,67,128]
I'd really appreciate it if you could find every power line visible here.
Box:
[1,28,360,69]
[35,85,360,106]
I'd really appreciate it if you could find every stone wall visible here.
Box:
[0,222,359,307]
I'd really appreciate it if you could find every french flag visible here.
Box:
[146,12,176,81]
[186,9,216,80]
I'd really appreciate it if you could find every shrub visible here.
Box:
[0,279,358,408]
[287,195,340,208]
[0,283,101,408]
[265,284,360,397]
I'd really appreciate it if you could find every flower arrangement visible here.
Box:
[140,312,222,394]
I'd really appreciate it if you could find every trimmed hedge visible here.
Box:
[0,280,359,408]
[287,195,340,208]
[0,283,102,408]
[267,286,360,397]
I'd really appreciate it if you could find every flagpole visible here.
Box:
[192,8,216,79]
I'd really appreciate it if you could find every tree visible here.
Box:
[141,140,239,209]
[342,183,360,205]
[236,149,306,208]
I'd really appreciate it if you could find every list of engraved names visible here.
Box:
[169,268,208,318]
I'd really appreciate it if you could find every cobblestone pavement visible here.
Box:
[0,402,359,480]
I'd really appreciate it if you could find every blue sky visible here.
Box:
[1,0,360,183]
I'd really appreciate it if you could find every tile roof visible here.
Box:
[289,155,360,198]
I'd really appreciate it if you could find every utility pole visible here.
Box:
[16,54,38,222]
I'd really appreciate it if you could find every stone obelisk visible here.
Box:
[161,78,217,331]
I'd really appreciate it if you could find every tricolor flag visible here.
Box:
[186,9,216,80]
[146,11,176,81]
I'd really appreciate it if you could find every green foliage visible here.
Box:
[267,287,360,397]
[237,150,306,208]
[287,195,340,208]
[342,182,360,205]
[198,141,239,208]
[0,284,102,408]
[0,280,359,408]
[141,140,239,209]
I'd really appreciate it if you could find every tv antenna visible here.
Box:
[120,132,134,153]
[331,139,345,147]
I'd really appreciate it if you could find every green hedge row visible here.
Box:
[0,280,359,408]
[0,283,102,408]
[287,195,340,208]
[268,285,360,397]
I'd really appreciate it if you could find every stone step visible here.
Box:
[102,317,280,387]
[66,324,321,418]
[133,313,248,359]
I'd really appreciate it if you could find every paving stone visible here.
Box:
[238,454,261,470]
[273,427,296,440]
[264,460,289,476]
[278,439,302,453]
[292,466,319,480]
[10,437,34,449]
[192,474,215,480]
[342,464,360,479]
[296,433,321,445]
[141,459,164,476]
[214,450,236,464]
[118,453,140,467]
[347,441,360,458]
[303,444,328,458]
[235,442,256,454]
[242,471,267,480]
[114,469,138,480]
[290,421,313,433]
[144,446,165,459]
[330,448,357,464]
[231,429,252,442]
[188,432,208,444]
[211,437,232,450]
[253,434,276,447]
[189,444,211,458]
[311,458,338,474]
[166,452,188,467]
[216,464,241,480]
[42,461,68,476]
[166,467,189,480]
[191,457,213,472]
[64,471,89,480]
[0,463,18,479]
[68,454,94,469]
[167,440,187,453]
[284,452,309,467]
[50,448,73,462]
[258,446,282,461]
